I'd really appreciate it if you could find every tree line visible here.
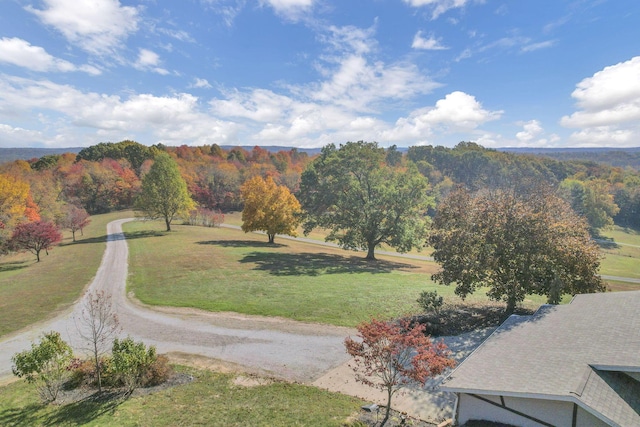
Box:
[1,139,636,312]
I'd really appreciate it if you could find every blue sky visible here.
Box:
[0,0,639,149]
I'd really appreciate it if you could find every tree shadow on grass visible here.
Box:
[0,402,43,426]
[239,251,416,276]
[60,230,166,247]
[45,390,126,426]
[0,260,29,272]
[197,239,287,249]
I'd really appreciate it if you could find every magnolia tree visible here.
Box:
[345,318,456,427]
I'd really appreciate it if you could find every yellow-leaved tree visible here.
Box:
[0,173,30,226]
[240,176,302,244]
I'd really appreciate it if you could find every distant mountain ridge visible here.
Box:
[0,147,83,163]
[2,145,640,170]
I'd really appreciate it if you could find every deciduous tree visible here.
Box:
[240,175,302,243]
[74,290,120,392]
[345,318,455,427]
[298,142,433,260]
[58,205,91,242]
[429,186,605,314]
[135,153,195,231]
[10,220,62,262]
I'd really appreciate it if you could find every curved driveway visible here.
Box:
[0,219,352,384]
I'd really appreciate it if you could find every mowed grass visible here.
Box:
[0,211,133,338]
[0,366,364,427]
[598,226,640,282]
[124,220,558,327]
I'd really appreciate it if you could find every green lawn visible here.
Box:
[125,220,560,327]
[0,366,365,427]
[0,211,133,338]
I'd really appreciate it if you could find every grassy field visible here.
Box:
[2,212,638,337]
[0,366,365,427]
[125,220,565,327]
[0,211,133,338]
[598,226,640,283]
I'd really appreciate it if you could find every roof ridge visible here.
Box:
[570,365,593,397]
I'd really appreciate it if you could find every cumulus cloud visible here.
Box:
[134,49,169,75]
[561,56,640,145]
[412,31,448,50]
[26,0,139,56]
[512,119,559,146]
[0,123,48,147]
[516,120,543,142]
[0,37,101,75]
[384,91,502,141]
[0,75,238,146]
[403,0,475,19]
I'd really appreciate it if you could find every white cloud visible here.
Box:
[259,0,315,21]
[403,0,475,19]
[26,0,139,56]
[521,40,555,53]
[561,56,640,145]
[516,120,543,142]
[412,31,448,50]
[309,24,440,112]
[0,37,101,75]
[190,78,213,89]
[134,49,169,75]
[0,75,238,146]
[0,123,47,147]
[567,127,634,147]
[384,91,502,141]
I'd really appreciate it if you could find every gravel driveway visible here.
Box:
[0,219,494,423]
[0,219,352,384]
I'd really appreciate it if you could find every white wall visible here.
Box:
[457,393,609,427]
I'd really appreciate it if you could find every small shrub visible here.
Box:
[67,357,113,389]
[110,336,157,395]
[417,290,444,314]
[184,208,224,227]
[11,331,73,403]
[141,354,172,387]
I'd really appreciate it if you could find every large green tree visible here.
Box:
[298,141,433,260]
[135,153,195,231]
[429,186,605,314]
[559,178,619,232]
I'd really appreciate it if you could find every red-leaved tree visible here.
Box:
[10,221,62,262]
[58,205,91,242]
[345,318,456,427]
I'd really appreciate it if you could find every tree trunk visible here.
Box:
[268,234,275,244]
[36,250,41,262]
[94,343,102,392]
[365,244,376,260]
[165,217,171,232]
[380,387,393,427]
[505,293,517,316]
[72,230,76,242]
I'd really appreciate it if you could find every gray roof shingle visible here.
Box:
[441,291,640,426]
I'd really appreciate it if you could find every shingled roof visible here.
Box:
[441,291,640,426]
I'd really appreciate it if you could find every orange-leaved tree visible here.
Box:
[240,175,302,244]
[345,318,456,427]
